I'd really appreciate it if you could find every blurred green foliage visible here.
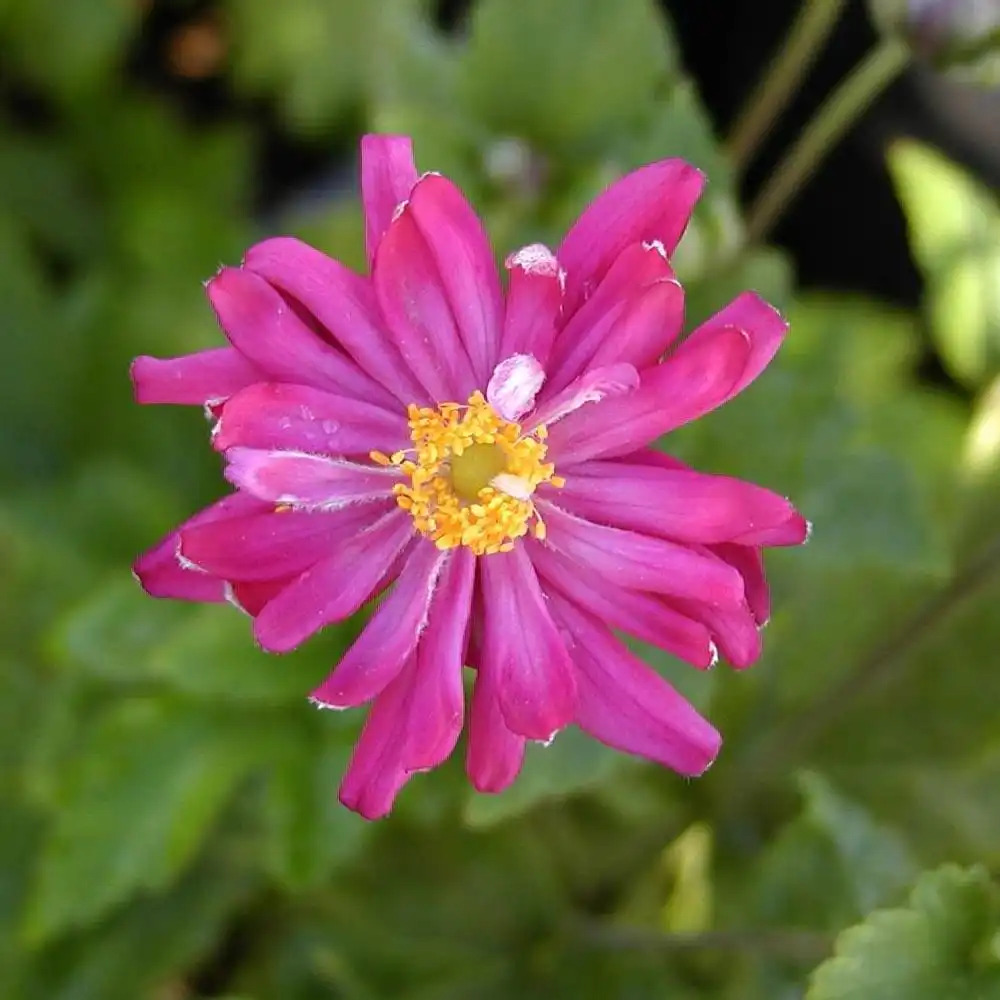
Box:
[1,0,999,997]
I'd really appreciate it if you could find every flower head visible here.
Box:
[132,135,808,819]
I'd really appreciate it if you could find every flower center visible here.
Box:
[371,391,563,556]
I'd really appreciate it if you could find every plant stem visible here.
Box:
[736,530,1000,793]
[745,37,910,244]
[727,0,848,175]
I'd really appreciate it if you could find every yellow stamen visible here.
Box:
[372,391,561,556]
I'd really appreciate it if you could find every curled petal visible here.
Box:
[467,665,526,793]
[530,363,638,428]
[131,348,261,406]
[408,173,502,383]
[553,460,805,546]
[179,501,393,582]
[528,539,716,669]
[549,593,721,776]
[133,492,268,601]
[684,292,789,405]
[338,548,475,819]
[486,354,545,422]
[206,267,395,408]
[224,448,399,508]
[479,547,576,742]
[372,199,479,402]
[253,511,413,653]
[243,237,425,405]
[713,543,770,626]
[668,593,762,669]
[338,660,416,820]
[212,382,409,456]
[310,542,448,709]
[501,244,563,364]
[557,160,704,316]
[228,577,294,617]
[360,134,419,266]
[538,501,745,607]
[546,326,751,466]
[547,241,675,392]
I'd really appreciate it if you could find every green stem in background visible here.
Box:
[745,37,911,244]
[735,529,1000,797]
[726,0,848,176]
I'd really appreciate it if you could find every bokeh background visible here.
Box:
[2,1,1000,997]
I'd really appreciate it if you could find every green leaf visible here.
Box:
[797,773,915,915]
[728,773,915,934]
[807,865,1000,999]
[24,698,270,942]
[888,140,1000,387]
[226,0,369,130]
[20,850,254,1000]
[261,722,370,891]
[0,0,138,98]
[49,575,346,703]
[463,728,626,827]
[459,0,677,152]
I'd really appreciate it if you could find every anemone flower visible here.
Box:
[132,135,808,819]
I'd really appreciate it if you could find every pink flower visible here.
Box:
[132,135,808,819]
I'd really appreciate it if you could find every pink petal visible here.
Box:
[338,549,475,819]
[131,348,261,406]
[479,547,576,742]
[557,160,705,316]
[372,199,479,402]
[587,277,684,372]
[224,448,400,508]
[206,267,396,409]
[527,539,716,669]
[467,665,526,793]
[408,173,503,382]
[685,292,788,405]
[360,134,419,266]
[179,501,392,582]
[228,577,293,616]
[500,244,563,365]
[400,547,474,769]
[212,382,409,456]
[133,492,268,602]
[310,542,448,709]
[712,543,770,626]
[530,363,638,428]
[552,460,804,545]
[537,501,745,607]
[243,237,425,405]
[338,660,417,820]
[253,511,413,652]
[549,593,721,776]
[546,241,675,392]
[486,354,546,422]
[668,594,762,669]
[546,326,751,466]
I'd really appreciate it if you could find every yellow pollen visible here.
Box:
[373,391,560,556]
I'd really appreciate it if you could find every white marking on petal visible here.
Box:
[486,354,546,421]
[505,243,560,277]
[224,581,250,617]
[642,239,668,259]
[174,539,209,574]
[491,472,534,500]
[530,363,639,428]
[708,641,719,668]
